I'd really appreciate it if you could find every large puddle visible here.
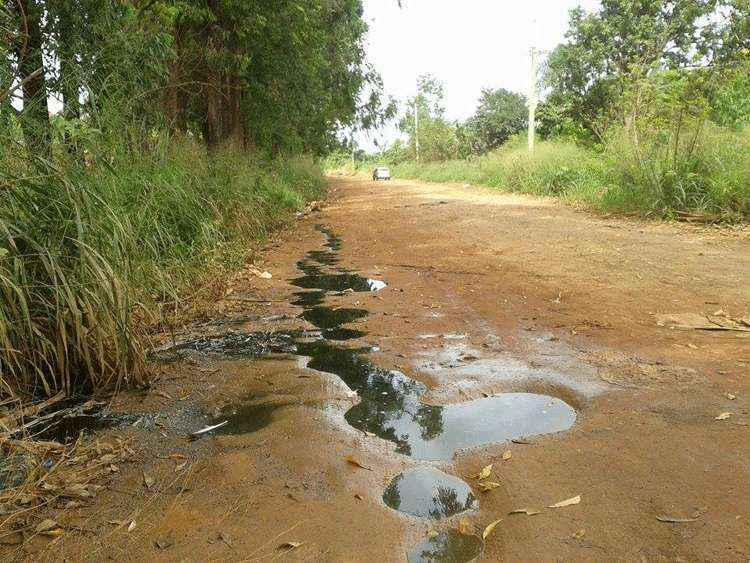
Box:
[298,340,575,460]
[288,226,577,460]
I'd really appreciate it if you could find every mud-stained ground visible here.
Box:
[12,175,750,562]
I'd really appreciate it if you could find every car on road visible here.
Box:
[372,166,391,181]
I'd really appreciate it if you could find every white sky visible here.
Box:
[358,0,600,149]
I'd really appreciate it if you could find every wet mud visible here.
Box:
[176,224,578,560]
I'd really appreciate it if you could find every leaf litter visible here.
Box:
[483,519,503,540]
[344,454,372,471]
[509,508,541,516]
[478,481,502,493]
[656,515,700,523]
[457,518,473,535]
[548,495,581,508]
[279,541,304,550]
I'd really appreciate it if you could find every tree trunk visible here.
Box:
[165,59,182,133]
[57,8,79,121]
[165,28,186,134]
[204,66,223,148]
[227,73,244,147]
[16,0,50,154]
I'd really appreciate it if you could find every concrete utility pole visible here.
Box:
[528,46,539,154]
[414,97,420,161]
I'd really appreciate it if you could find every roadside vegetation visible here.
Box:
[342,0,750,221]
[0,1,386,403]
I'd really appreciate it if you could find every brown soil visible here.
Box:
[9,175,750,562]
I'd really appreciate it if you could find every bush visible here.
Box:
[0,141,324,398]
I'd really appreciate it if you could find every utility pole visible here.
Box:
[414,97,420,161]
[528,46,539,154]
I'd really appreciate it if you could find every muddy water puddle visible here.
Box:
[208,401,281,435]
[183,224,577,561]
[407,530,484,563]
[383,467,477,519]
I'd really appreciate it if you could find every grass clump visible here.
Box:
[0,141,324,399]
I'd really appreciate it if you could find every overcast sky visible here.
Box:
[358,0,600,149]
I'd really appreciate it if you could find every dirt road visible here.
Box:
[24,175,750,561]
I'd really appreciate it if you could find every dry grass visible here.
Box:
[0,430,131,547]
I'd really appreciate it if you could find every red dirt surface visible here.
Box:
[11,175,749,562]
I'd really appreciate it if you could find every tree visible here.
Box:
[7,0,50,153]
[542,0,734,138]
[399,74,459,161]
[464,88,527,153]
[2,0,388,156]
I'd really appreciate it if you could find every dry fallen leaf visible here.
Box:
[175,461,187,472]
[248,267,273,279]
[715,412,733,421]
[573,529,586,540]
[143,472,155,490]
[35,519,59,534]
[509,508,541,516]
[656,515,699,523]
[502,450,512,461]
[548,495,581,509]
[475,464,493,480]
[354,493,363,501]
[482,519,502,540]
[219,532,233,546]
[154,538,173,550]
[279,541,304,550]
[724,393,736,400]
[127,520,136,533]
[478,481,502,493]
[344,455,372,471]
[457,518,473,535]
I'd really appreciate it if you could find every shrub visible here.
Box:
[0,141,324,398]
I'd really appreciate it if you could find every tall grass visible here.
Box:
[0,141,324,399]
[388,127,750,220]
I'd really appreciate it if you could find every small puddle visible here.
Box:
[407,530,484,563]
[35,408,144,443]
[291,267,376,293]
[208,402,281,435]
[301,306,368,330]
[291,291,326,308]
[383,467,477,519]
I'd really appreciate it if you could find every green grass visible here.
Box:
[386,127,750,221]
[0,141,324,398]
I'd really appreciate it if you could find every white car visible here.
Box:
[372,166,391,181]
